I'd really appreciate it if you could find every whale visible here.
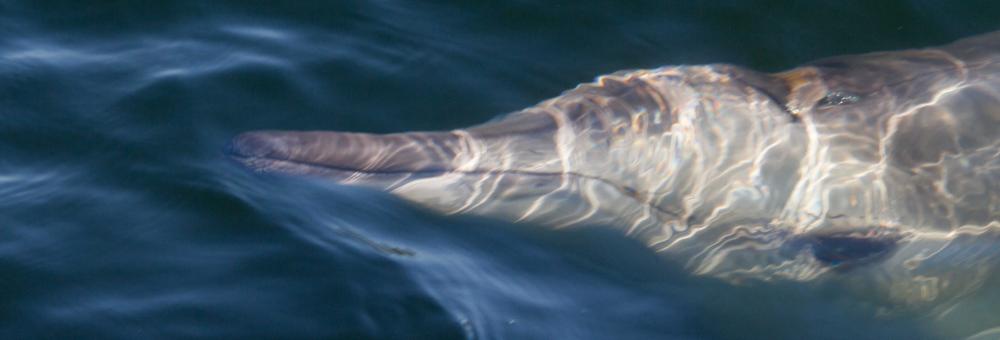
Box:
[229,31,1000,308]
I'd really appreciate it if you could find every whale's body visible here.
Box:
[230,31,1000,307]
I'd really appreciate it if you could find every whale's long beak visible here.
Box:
[227,130,469,179]
[227,110,564,186]
[226,111,648,229]
[227,131,484,189]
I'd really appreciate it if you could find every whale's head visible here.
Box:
[227,107,664,231]
[229,32,1000,310]
[227,64,806,238]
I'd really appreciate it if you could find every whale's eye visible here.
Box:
[817,91,860,107]
[806,231,898,267]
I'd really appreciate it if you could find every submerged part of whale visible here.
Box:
[229,31,1000,307]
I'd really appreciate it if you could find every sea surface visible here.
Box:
[1,1,998,339]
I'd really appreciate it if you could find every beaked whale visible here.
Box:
[229,31,1000,308]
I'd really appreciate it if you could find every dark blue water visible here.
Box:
[2,1,998,339]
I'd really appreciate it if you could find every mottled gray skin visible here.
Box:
[230,31,1000,308]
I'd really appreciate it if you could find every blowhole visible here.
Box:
[817,91,861,107]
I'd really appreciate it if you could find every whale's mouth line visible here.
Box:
[232,153,559,177]
[229,154,682,218]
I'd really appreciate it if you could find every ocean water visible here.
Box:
[1,1,998,339]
